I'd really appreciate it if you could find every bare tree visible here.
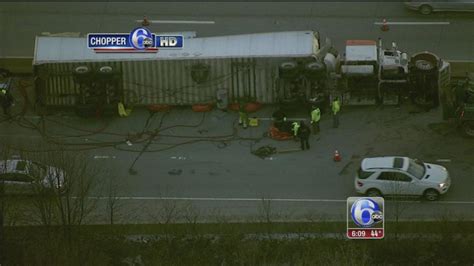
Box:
[21,146,100,261]
[104,174,124,225]
[159,199,180,225]
[258,198,273,224]
[387,175,412,239]
[182,201,200,233]
[149,188,182,225]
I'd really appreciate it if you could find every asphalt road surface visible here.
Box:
[1,2,473,223]
[1,2,473,60]
[1,103,474,223]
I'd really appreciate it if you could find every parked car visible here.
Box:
[404,1,474,15]
[0,159,66,195]
[354,156,451,201]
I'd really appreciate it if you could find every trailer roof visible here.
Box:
[33,31,320,65]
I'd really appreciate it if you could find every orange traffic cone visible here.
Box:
[381,19,389,32]
[142,16,150,27]
[334,150,341,162]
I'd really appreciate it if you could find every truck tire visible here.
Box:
[419,5,433,15]
[415,59,435,71]
[280,62,297,70]
[99,66,113,73]
[306,62,325,71]
[411,94,434,109]
[74,66,90,75]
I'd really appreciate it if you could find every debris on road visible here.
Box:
[252,145,277,159]
[269,126,293,141]
[168,169,183,175]
[276,148,302,154]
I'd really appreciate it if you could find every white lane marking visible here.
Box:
[93,155,116,159]
[86,196,346,202]
[374,21,450,25]
[84,196,474,204]
[436,159,451,162]
[170,156,187,160]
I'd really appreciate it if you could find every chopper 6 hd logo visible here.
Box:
[87,27,183,53]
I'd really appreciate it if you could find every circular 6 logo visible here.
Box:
[130,28,153,50]
[351,198,383,227]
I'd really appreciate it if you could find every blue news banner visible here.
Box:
[87,33,183,51]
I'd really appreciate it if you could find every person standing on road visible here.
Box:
[297,121,310,150]
[331,97,341,128]
[310,106,321,134]
[238,103,248,129]
[0,89,14,117]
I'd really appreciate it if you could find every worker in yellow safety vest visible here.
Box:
[118,102,132,117]
[310,106,321,134]
[0,88,14,116]
[238,103,248,129]
[292,121,300,138]
[331,97,341,128]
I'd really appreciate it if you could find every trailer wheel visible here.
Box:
[461,121,474,138]
[412,95,432,108]
[99,66,113,73]
[306,62,325,71]
[280,62,297,70]
[74,66,90,74]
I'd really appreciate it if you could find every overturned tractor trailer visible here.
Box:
[339,39,409,105]
[337,39,450,108]
[276,39,339,112]
[409,51,450,109]
[32,31,334,117]
[339,39,379,105]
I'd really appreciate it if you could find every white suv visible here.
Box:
[354,156,451,201]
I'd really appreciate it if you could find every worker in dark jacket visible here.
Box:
[297,121,311,150]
